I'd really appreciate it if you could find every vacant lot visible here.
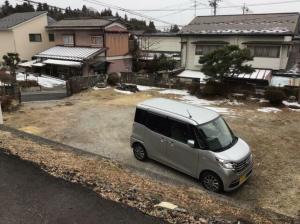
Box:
[3,87,300,218]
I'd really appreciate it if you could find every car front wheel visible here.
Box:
[201,171,223,193]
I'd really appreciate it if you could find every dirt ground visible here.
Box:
[3,87,300,218]
[0,129,297,224]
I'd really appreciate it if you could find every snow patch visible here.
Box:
[159,89,189,95]
[93,86,110,90]
[16,73,66,88]
[137,85,161,91]
[257,107,282,113]
[114,89,133,95]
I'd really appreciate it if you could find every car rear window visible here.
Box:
[134,108,146,125]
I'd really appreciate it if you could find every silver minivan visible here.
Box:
[130,98,253,192]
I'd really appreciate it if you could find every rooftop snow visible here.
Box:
[43,59,82,67]
[35,46,107,61]
[177,70,207,82]
[178,13,299,35]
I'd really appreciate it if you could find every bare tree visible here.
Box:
[140,36,162,60]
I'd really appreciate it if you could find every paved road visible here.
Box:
[0,150,167,224]
[21,91,67,102]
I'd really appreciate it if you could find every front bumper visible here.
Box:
[222,162,253,192]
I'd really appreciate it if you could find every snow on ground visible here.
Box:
[159,89,189,95]
[283,101,300,106]
[181,95,221,106]
[17,73,66,88]
[114,89,133,95]
[257,107,282,113]
[93,86,110,90]
[137,85,161,91]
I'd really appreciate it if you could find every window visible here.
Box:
[168,119,192,144]
[48,34,55,42]
[29,34,42,42]
[195,45,220,55]
[134,108,146,126]
[63,35,74,45]
[146,113,167,135]
[91,36,103,46]
[248,46,280,58]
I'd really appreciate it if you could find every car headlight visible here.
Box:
[216,158,236,170]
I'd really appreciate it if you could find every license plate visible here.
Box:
[239,174,247,184]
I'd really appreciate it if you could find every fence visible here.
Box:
[67,75,106,96]
[120,73,194,90]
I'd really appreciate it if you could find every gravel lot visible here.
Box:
[3,87,300,218]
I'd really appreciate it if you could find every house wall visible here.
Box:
[54,30,104,47]
[183,35,290,71]
[12,13,55,61]
[107,57,132,73]
[141,36,181,52]
[105,33,129,57]
[0,31,15,61]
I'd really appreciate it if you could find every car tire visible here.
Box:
[133,143,148,161]
[201,171,223,193]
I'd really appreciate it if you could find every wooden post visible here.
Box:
[0,102,3,125]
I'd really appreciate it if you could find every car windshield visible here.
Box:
[197,116,235,152]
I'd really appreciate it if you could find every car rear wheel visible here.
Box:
[201,171,223,193]
[133,143,147,161]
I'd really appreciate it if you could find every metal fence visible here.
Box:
[67,75,106,95]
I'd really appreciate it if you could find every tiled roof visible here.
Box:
[178,13,299,36]
[47,19,112,28]
[141,33,178,37]
[0,11,47,30]
[35,46,107,61]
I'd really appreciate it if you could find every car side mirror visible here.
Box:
[187,140,195,148]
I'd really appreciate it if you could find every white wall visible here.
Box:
[0,31,15,61]
[12,13,55,61]
[183,35,290,71]
[141,36,181,52]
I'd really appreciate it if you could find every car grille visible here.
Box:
[234,155,252,173]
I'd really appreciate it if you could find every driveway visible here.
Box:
[21,90,67,102]
[0,150,167,224]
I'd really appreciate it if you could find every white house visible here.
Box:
[177,13,300,85]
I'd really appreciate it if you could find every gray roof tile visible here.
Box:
[178,13,299,35]
[48,19,112,28]
[0,11,47,30]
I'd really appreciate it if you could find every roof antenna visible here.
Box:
[187,109,192,119]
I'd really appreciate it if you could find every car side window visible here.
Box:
[192,126,206,149]
[146,112,167,135]
[134,108,146,125]
[168,119,192,144]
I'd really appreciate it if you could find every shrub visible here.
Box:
[18,80,39,88]
[292,88,299,100]
[241,90,252,100]
[186,82,200,96]
[107,73,120,86]
[0,96,13,111]
[202,81,228,97]
[265,88,287,105]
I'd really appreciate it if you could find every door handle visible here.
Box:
[160,137,165,142]
[169,142,174,146]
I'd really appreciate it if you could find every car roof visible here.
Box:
[137,98,219,125]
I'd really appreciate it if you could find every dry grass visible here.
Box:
[3,87,300,218]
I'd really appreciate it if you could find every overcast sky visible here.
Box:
[2,0,300,29]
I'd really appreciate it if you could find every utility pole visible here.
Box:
[241,3,252,14]
[209,0,221,16]
[192,0,197,17]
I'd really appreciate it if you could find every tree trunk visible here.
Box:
[298,85,300,104]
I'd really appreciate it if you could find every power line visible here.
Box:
[83,0,180,26]
[124,0,300,11]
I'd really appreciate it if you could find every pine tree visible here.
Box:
[82,5,88,15]
[170,24,180,33]
[199,45,255,82]
[36,3,43,11]
[124,14,128,21]
[42,3,48,11]
[115,12,119,17]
